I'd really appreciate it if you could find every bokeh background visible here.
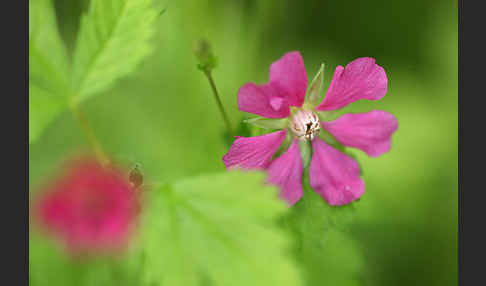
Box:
[30,0,458,285]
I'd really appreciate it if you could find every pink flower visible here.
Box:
[223,51,398,206]
[33,158,139,255]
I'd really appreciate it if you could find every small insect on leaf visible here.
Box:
[129,163,144,189]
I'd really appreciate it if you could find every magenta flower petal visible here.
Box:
[322,110,398,157]
[310,139,364,206]
[238,82,291,118]
[223,130,287,170]
[269,51,308,107]
[316,57,387,111]
[35,158,138,255]
[267,139,303,205]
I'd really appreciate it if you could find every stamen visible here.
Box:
[290,110,321,141]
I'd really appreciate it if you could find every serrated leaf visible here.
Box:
[142,171,302,286]
[72,0,157,101]
[29,0,70,94]
[307,63,324,107]
[244,117,288,130]
[29,0,71,144]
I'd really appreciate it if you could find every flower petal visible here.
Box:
[238,82,290,118]
[223,130,287,170]
[310,139,364,206]
[34,158,138,254]
[237,51,309,117]
[269,51,308,107]
[316,57,387,111]
[322,110,398,157]
[267,139,303,205]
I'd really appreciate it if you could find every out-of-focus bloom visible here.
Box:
[33,158,139,255]
[223,51,398,206]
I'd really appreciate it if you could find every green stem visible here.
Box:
[69,98,110,166]
[202,70,233,136]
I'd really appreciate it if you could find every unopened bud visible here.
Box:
[193,38,217,72]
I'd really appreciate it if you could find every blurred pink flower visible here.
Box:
[223,52,398,206]
[34,158,139,255]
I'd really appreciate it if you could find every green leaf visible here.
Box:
[72,0,157,101]
[282,169,364,286]
[142,171,302,286]
[29,0,71,143]
[307,63,325,107]
[29,0,70,94]
[29,85,68,143]
[244,117,289,130]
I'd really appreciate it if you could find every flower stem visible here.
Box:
[202,70,233,136]
[69,99,110,166]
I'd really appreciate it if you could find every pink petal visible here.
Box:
[269,51,308,107]
[267,139,303,205]
[316,57,387,111]
[35,158,138,254]
[222,130,287,170]
[237,51,308,118]
[310,139,364,206]
[322,110,398,157]
[238,82,290,118]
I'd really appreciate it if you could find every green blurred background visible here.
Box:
[29,0,457,285]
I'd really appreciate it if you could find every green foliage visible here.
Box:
[141,171,302,286]
[29,1,458,285]
[282,168,364,286]
[29,0,71,143]
[72,0,157,101]
[29,0,158,143]
[29,85,68,143]
[29,0,70,94]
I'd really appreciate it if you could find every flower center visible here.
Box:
[290,110,320,141]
